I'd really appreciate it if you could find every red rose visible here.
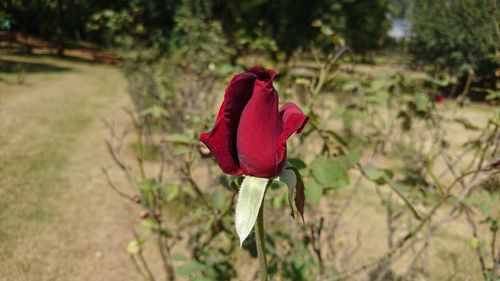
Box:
[200,66,309,178]
[435,94,445,104]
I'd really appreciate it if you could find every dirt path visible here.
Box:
[0,55,140,281]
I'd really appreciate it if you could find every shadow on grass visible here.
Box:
[0,59,71,73]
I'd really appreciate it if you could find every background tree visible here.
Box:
[409,0,499,90]
[341,0,391,60]
[211,0,329,59]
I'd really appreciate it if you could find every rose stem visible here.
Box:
[254,201,268,281]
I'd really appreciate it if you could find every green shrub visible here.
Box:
[409,0,499,88]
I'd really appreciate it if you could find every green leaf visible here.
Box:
[172,253,187,261]
[166,184,180,201]
[414,92,429,112]
[192,277,212,281]
[163,134,195,144]
[291,167,306,221]
[470,238,480,249]
[480,202,491,216]
[273,195,285,209]
[311,159,349,188]
[370,79,387,91]
[139,178,157,192]
[464,196,480,206]
[362,166,392,185]
[211,190,227,210]
[304,178,323,204]
[161,228,173,238]
[173,144,190,155]
[278,167,297,218]
[320,25,334,36]
[342,81,361,92]
[288,158,307,170]
[235,176,269,245]
[346,148,363,167]
[126,238,145,255]
[177,261,206,276]
[485,89,500,100]
[139,218,156,230]
[140,105,168,118]
[425,77,449,87]
[294,78,311,86]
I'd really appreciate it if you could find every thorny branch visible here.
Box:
[327,166,497,281]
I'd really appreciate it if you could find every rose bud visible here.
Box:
[200,66,308,178]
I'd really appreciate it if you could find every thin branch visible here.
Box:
[101,167,137,203]
[311,217,325,280]
[195,193,236,253]
[130,255,149,281]
[134,232,156,281]
[181,163,215,214]
[465,209,488,281]
[327,167,496,281]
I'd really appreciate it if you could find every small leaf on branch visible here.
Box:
[288,158,307,170]
[278,167,297,218]
[139,218,157,230]
[177,261,206,276]
[166,184,180,201]
[305,178,323,204]
[126,238,146,255]
[212,190,227,210]
[311,159,349,188]
[414,92,429,112]
[347,148,363,167]
[362,165,422,220]
[290,166,306,221]
[362,165,392,184]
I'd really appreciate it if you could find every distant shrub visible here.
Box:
[409,0,499,89]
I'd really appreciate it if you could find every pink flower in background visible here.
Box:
[435,94,445,104]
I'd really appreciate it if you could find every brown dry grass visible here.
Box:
[0,54,139,281]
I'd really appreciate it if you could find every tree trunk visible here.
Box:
[56,0,64,56]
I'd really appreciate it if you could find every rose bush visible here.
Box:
[200,66,309,178]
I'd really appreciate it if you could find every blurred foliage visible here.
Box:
[2,0,179,46]
[2,0,499,91]
[409,0,499,87]
[111,31,500,279]
[119,0,236,137]
[211,0,328,58]
[319,0,391,58]
[0,10,11,29]
[2,0,395,58]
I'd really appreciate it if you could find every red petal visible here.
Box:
[236,79,282,178]
[276,102,309,168]
[200,66,275,175]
